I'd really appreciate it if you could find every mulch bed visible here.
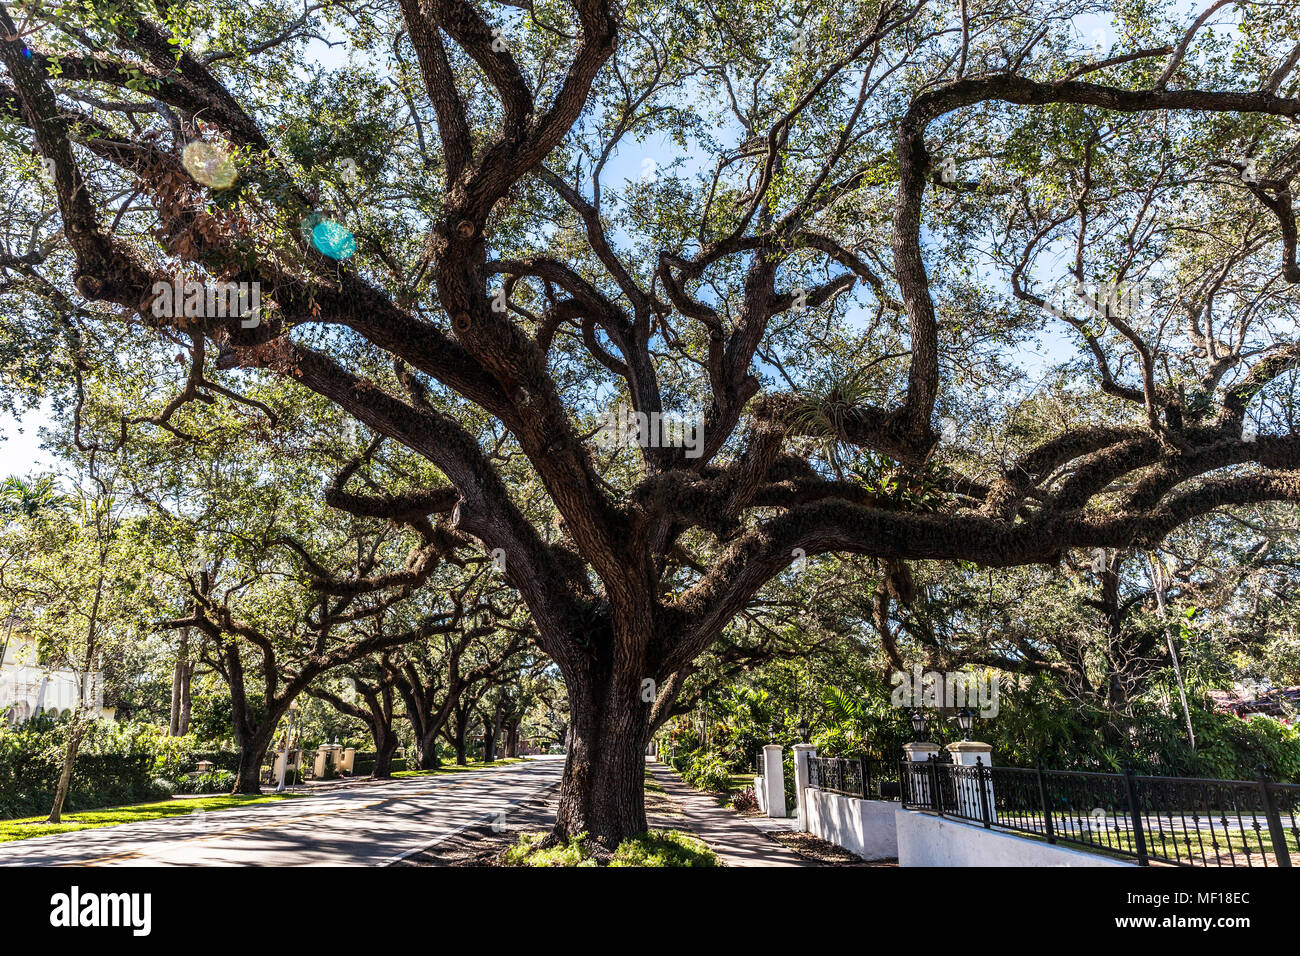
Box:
[764,829,898,867]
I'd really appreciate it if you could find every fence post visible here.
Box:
[928,754,943,816]
[860,755,870,800]
[1256,764,1292,868]
[1035,760,1055,844]
[903,742,938,808]
[976,756,991,828]
[1123,764,1149,866]
[948,740,995,823]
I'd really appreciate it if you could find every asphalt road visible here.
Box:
[0,756,564,867]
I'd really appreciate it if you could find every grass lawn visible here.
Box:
[391,757,526,778]
[924,809,1298,866]
[726,772,756,794]
[0,793,305,843]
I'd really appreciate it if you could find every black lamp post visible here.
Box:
[956,707,975,740]
[797,719,810,743]
[909,708,929,740]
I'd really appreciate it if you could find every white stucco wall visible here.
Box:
[0,666,102,717]
[0,636,106,720]
[804,788,899,861]
[895,809,1136,867]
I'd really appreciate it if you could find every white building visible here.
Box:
[0,631,112,723]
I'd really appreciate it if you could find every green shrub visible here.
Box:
[609,830,717,867]
[171,770,235,794]
[182,749,243,775]
[503,832,598,866]
[683,753,732,793]
[1185,710,1300,783]
[972,676,1300,781]
[150,735,244,777]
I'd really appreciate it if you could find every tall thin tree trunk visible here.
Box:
[1146,553,1196,751]
[177,659,192,735]
[169,659,182,736]
[47,718,89,824]
[452,713,468,765]
[47,549,107,824]
[170,627,191,736]
[488,700,504,762]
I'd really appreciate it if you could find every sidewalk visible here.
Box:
[646,760,811,867]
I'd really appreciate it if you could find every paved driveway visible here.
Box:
[0,757,564,866]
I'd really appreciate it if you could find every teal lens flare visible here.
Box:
[311,220,356,260]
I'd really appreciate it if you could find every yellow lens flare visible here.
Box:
[182,141,238,189]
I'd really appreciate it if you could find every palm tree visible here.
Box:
[0,475,66,518]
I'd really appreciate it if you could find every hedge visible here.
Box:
[350,754,409,776]
[0,716,171,819]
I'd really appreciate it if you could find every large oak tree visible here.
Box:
[3,0,1300,845]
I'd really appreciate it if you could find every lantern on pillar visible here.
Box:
[956,707,975,741]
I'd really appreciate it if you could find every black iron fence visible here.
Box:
[807,755,900,801]
[899,758,1299,868]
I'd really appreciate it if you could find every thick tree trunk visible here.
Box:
[399,697,444,770]
[417,725,442,770]
[371,726,400,779]
[505,720,520,758]
[233,736,272,794]
[552,678,650,849]
[452,718,468,765]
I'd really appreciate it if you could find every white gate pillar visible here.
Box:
[762,743,787,818]
[792,743,816,829]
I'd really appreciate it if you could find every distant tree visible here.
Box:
[0,468,135,821]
